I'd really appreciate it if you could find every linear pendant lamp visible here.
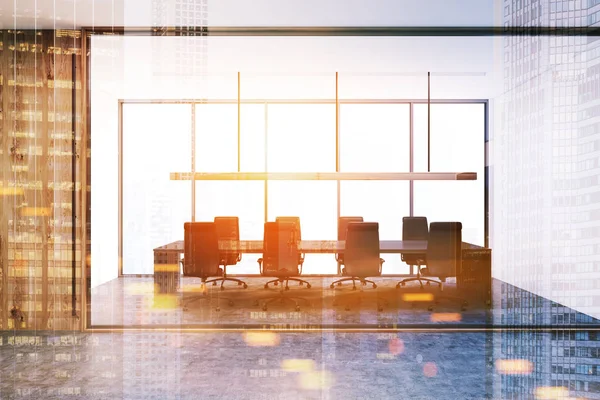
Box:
[171,72,477,182]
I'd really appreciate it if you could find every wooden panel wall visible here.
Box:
[0,30,83,330]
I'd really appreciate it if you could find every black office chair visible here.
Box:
[330,222,384,290]
[396,216,434,288]
[275,216,304,268]
[212,216,248,290]
[421,222,467,310]
[334,216,364,277]
[257,221,311,311]
[182,222,233,311]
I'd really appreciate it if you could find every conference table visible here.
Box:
[153,240,491,300]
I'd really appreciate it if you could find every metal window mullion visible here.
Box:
[191,103,196,222]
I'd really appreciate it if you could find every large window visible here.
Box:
[122,104,192,275]
[119,101,485,277]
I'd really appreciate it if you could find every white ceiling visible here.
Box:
[0,0,495,30]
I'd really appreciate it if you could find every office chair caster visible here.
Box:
[426,282,430,286]
[216,307,220,312]
[212,282,217,286]
[299,282,303,286]
[329,283,335,289]
[427,305,434,311]
[352,286,357,291]
[285,286,290,291]
[396,282,405,288]
[262,305,268,311]
[273,281,278,286]
[264,284,269,289]
[377,305,383,312]
[243,283,248,289]
[372,283,377,289]
[337,282,342,286]
[306,284,312,289]
[220,286,225,291]
[295,306,300,312]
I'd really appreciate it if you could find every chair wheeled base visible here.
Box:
[264,277,312,290]
[396,265,443,290]
[330,277,377,290]
[206,277,248,290]
[396,276,442,290]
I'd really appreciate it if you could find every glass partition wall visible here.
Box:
[119,95,486,277]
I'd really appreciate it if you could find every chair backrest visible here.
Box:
[338,216,364,241]
[183,222,221,278]
[214,216,241,265]
[343,222,381,278]
[337,216,364,262]
[275,216,301,240]
[262,221,300,275]
[402,216,429,241]
[426,222,462,279]
[402,216,428,264]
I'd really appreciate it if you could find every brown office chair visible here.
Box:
[213,216,247,290]
[182,222,233,311]
[330,222,384,290]
[334,216,364,278]
[275,216,304,269]
[257,221,311,311]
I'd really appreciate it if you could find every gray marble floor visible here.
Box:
[1,329,599,399]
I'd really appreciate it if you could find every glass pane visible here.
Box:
[267,104,336,172]
[340,104,410,172]
[195,104,265,172]
[340,182,410,274]
[413,103,485,246]
[195,181,265,274]
[122,104,192,274]
[268,182,337,274]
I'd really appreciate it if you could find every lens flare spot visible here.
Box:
[298,370,334,390]
[430,313,462,322]
[20,207,51,216]
[403,293,434,302]
[243,331,280,347]
[423,362,437,378]
[0,187,24,196]
[281,359,315,372]
[388,338,404,355]
[495,359,534,375]
[152,294,178,309]
[535,387,569,399]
